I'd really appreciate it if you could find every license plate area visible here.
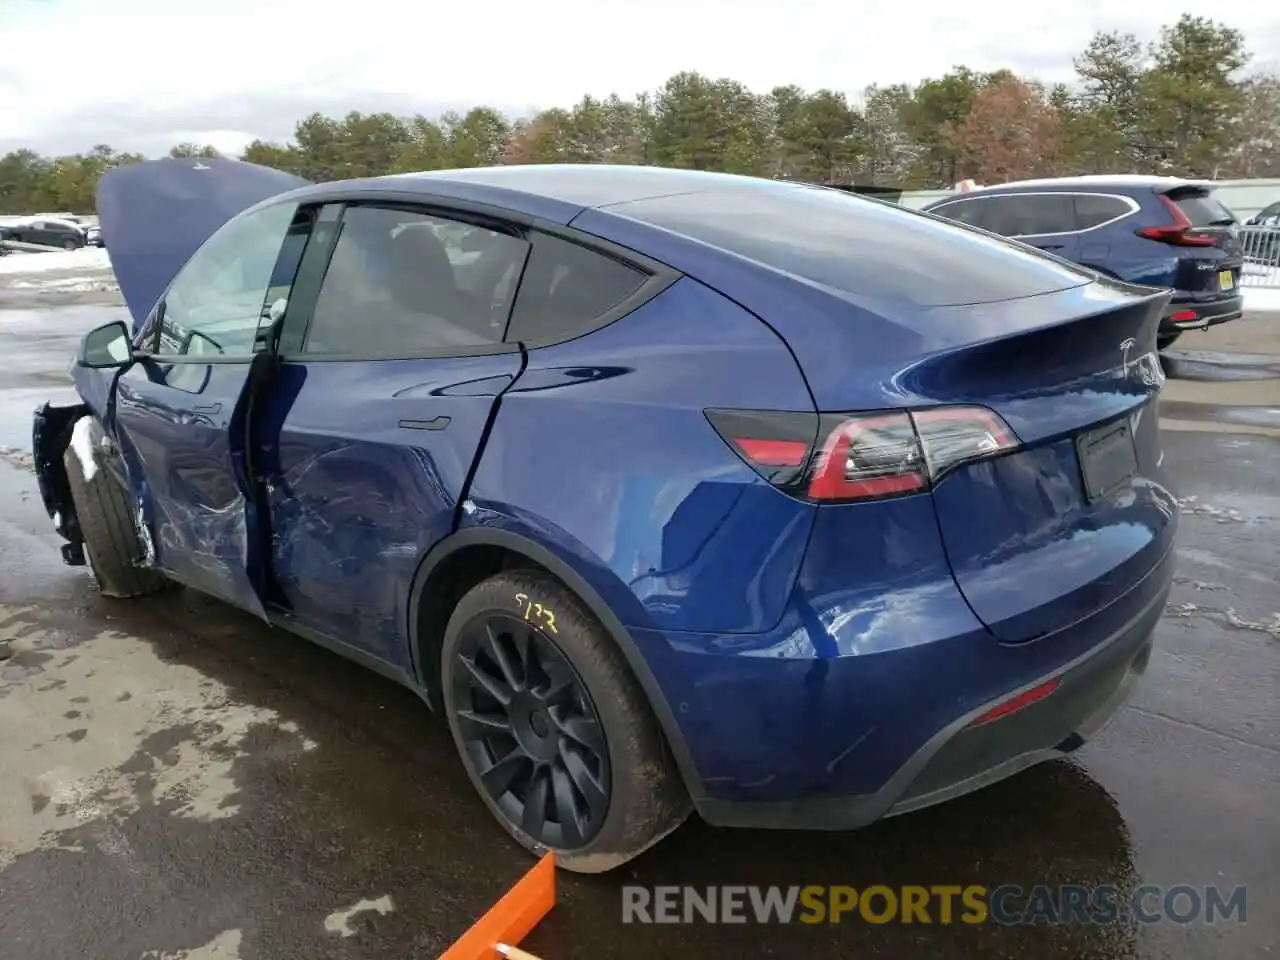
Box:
[1076,420,1138,502]
[1219,269,1235,291]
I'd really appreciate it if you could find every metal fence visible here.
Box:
[1240,227,1280,288]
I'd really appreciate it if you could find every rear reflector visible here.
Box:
[966,676,1061,728]
[707,405,1020,503]
[1169,310,1198,322]
[735,438,809,467]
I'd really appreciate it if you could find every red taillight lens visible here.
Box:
[1136,196,1216,247]
[706,405,1020,503]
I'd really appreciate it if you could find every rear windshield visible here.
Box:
[1168,189,1236,227]
[611,184,1094,307]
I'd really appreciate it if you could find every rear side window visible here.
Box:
[1168,189,1236,227]
[506,232,648,344]
[615,186,1092,308]
[1074,194,1132,229]
[982,195,1076,237]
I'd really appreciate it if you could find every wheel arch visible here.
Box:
[406,525,706,802]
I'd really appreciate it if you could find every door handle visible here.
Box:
[192,402,223,415]
[398,416,451,431]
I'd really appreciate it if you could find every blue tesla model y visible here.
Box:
[31,158,1177,871]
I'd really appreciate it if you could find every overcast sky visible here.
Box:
[2,0,1278,158]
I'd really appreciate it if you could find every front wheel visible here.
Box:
[441,569,690,873]
[62,419,167,598]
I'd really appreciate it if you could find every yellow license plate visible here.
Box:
[1219,270,1235,290]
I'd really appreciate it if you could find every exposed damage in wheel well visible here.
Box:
[31,401,90,565]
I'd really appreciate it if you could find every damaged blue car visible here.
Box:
[31,158,1177,872]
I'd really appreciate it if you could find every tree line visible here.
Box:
[2,15,1276,216]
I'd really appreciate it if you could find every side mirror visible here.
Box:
[76,320,135,369]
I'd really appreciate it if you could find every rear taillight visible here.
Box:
[1136,195,1216,247]
[707,405,1020,503]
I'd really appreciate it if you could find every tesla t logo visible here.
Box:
[1120,337,1136,376]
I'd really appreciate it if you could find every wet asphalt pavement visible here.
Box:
[0,280,1276,959]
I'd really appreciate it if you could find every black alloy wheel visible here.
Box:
[450,611,611,850]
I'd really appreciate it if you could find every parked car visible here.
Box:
[32,158,1177,872]
[1241,200,1280,264]
[3,216,87,250]
[922,175,1245,351]
[84,224,104,247]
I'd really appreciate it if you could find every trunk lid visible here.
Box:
[96,157,310,329]
[919,289,1177,643]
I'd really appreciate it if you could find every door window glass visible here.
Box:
[983,195,1076,237]
[156,202,303,357]
[506,232,647,344]
[930,199,987,227]
[303,206,529,356]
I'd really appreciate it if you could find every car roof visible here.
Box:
[20,216,82,228]
[939,175,1216,199]
[387,164,809,208]
[283,164,838,224]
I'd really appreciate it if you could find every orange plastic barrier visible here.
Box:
[438,852,557,960]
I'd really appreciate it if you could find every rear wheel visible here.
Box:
[63,420,167,598]
[441,569,690,873]
[63,239,78,250]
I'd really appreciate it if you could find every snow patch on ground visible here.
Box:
[8,276,117,292]
[0,247,111,276]
[323,896,396,938]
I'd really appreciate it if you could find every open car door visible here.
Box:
[95,158,311,619]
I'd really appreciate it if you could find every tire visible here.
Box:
[441,569,690,873]
[62,421,167,598]
[1157,331,1181,352]
[63,239,78,250]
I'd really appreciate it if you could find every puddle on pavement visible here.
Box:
[1161,350,1280,382]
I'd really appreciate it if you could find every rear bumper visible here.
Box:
[1161,293,1243,332]
[693,568,1167,830]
